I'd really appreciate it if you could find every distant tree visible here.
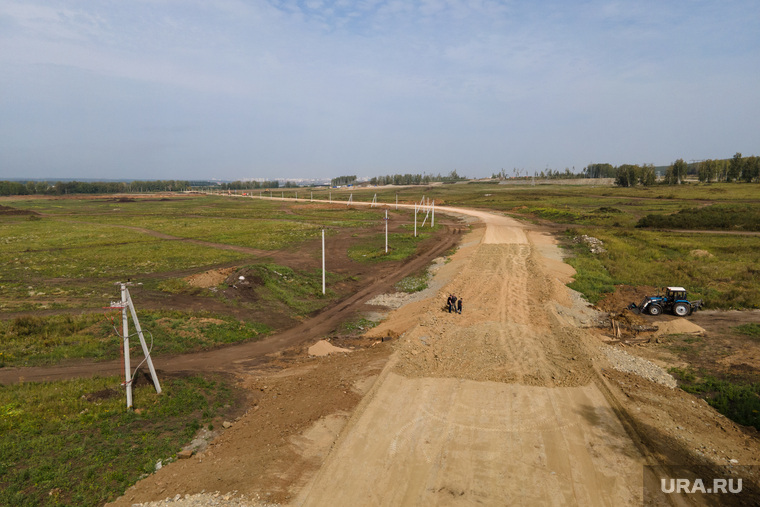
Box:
[583,163,615,178]
[673,159,688,184]
[663,159,687,185]
[640,164,656,186]
[615,164,640,187]
[727,152,743,182]
[698,159,717,183]
[742,156,760,183]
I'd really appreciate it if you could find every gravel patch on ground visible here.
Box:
[130,491,277,506]
[602,345,677,388]
[365,291,414,310]
[366,256,450,310]
[132,491,280,507]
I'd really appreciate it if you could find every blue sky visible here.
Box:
[1,0,758,181]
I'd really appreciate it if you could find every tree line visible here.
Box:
[587,153,759,187]
[0,180,191,196]
[368,170,465,186]
[216,180,282,190]
[692,153,760,184]
[331,175,357,186]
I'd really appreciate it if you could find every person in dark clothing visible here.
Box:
[451,294,457,313]
[457,298,462,314]
[446,294,453,313]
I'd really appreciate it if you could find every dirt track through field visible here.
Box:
[295,208,646,505]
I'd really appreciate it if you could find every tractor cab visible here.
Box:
[665,286,687,303]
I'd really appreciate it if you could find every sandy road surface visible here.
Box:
[295,207,645,505]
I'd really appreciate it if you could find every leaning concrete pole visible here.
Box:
[126,287,161,395]
[322,229,326,295]
[121,283,132,409]
[432,200,435,227]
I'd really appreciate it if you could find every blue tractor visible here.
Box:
[628,286,703,317]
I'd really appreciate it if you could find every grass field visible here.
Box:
[0,374,237,506]
[0,311,271,368]
[0,196,398,312]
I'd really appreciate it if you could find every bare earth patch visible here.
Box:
[185,268,236,288]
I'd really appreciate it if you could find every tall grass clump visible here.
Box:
[637,204,760,231]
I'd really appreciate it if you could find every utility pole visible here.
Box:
[385,209,388,253]
[114,282,161,409]
[322,230,326,295]
[121,283,131,408]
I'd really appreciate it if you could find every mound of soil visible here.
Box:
[596,284,658,314]
[308,340,352,357]
[222,268,265,303]
[0,205,38,216]
[185,268,236,289]
[653,318,706,336]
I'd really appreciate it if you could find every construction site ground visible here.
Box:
[11,202,760,506]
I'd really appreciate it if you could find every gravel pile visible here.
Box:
[603,345,677,388]
[573,235,606,254]
[130,492,278,507]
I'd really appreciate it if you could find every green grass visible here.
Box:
[241,263,342,316]
[562,228,760,308]
[347,227,435,263]
[0,224,245,279]
[734,323,760,341]
[0,374,236,507]
[395,272,431,293]
[0,217,246,312]
[0,312,270,367]
[563,238,620,304]
[637,204,760,231]
[669,367,760,431]
[340,316,379,333]
[0,196,396,311]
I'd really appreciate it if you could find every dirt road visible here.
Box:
[292,208,646,505]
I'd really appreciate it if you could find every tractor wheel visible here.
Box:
[648,304,663,316]
[673,303,690,317]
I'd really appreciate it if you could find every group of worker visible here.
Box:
[446,294,462,314]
